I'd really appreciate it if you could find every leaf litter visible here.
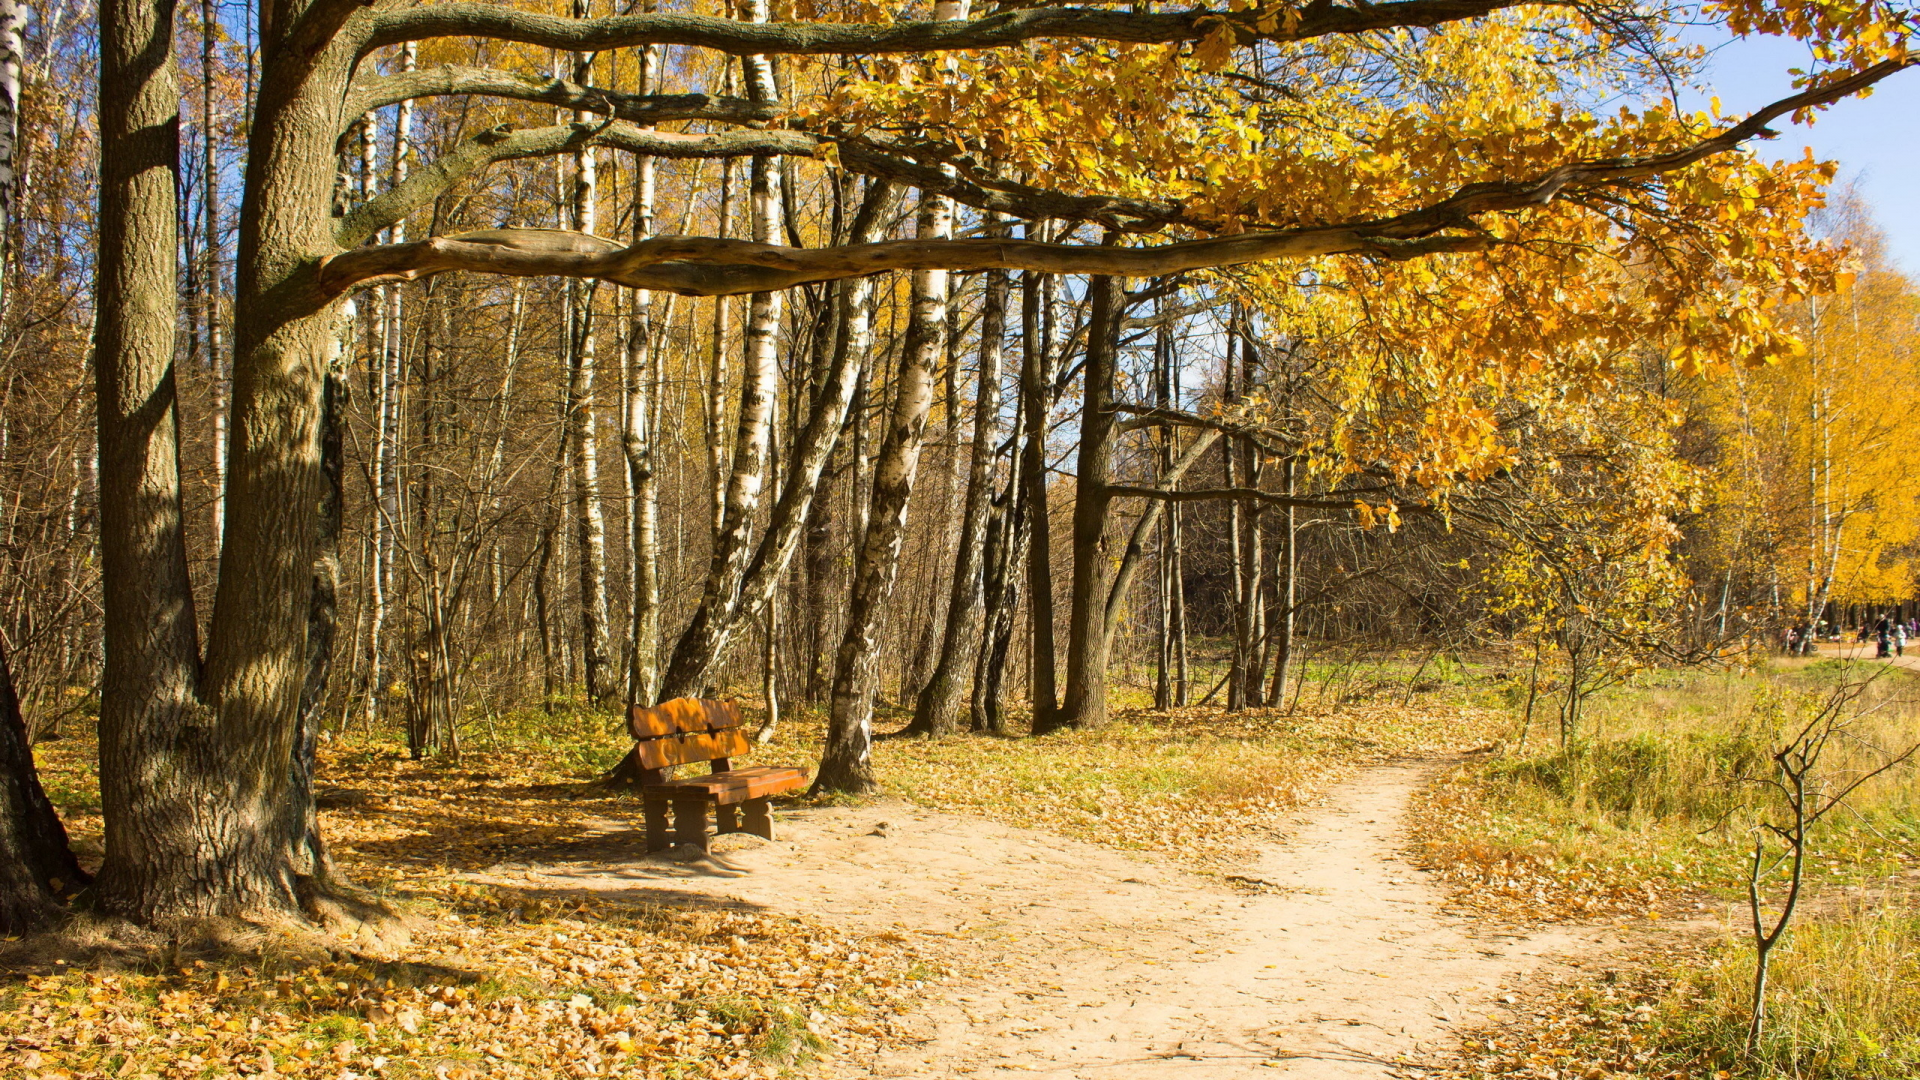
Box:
[7,693,1511,1080]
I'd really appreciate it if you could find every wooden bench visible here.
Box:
[628,697,808,853]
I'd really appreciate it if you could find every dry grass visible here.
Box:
[1411,662,1920,922]
[845,698,1510,869]
[1415,660,1920,1079]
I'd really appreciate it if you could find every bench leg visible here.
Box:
[742,798,774,841]
[716,804,740,834]
[643,791,672,852]
[672,793,711,853]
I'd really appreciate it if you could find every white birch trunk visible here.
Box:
[624,36,662,707]
[817,0,966,789]
[568,11,615,704]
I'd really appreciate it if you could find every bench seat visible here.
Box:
[653,765,809,804]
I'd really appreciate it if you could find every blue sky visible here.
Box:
[1684,27,1920,273]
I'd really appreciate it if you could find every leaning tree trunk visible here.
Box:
[654,177,893,703]
[656,21,782,702]
[1052,275,1122,731]
[816,172,951,792]
[0,637,87,934]
[908,248,1008,737]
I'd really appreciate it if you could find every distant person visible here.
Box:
[1899,624,1908,658]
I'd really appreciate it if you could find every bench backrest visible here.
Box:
[628,698,748,772]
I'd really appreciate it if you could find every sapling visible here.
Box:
[1741,677,1916,1054]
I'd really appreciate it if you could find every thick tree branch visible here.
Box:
[318,227,1490,297]
[365,0,1546,58]
[345,65,780,129]
[335,116,1201,249]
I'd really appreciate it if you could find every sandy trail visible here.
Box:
[475,763,1618,1078]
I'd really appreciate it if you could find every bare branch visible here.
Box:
[1108,484,1422,514]
[345,65,779,129]
[335,121,826,249]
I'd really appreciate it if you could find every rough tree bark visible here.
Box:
[1050,274,1122,732]
[0,637,87,934]
[907,234,1008,737]
[91,0,226,922]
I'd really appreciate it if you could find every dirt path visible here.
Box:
[475,763,1621,1078]
[1811,640,1920,674]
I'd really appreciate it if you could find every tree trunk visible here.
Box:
[816,173,950,791]
[708,106,737,543]
[908,246,1008,737]
[285,310,353,881]
[566,17,615,707]
[622,41,663,709]
[92,0,222,921]
[0,636,86,934]
[367,42,414,729]
[655,178,893,702]
[1267,456,1297,705]
[973,438,1027,735]
[1105,429,1221,642]
[1052,274,1121,732]
[657,25,782,703]
[1018,264,1059,730]
[0,0,19,321]
[200,0,227,544]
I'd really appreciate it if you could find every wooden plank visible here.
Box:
[743,798,774,840]
[633,729,751,771]
[629,697,742,739]
[643,790,673,852]
[659,765,808,803]
[701,699,744,730]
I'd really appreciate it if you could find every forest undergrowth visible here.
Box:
[4,678,1505,1080]
[1416,660,1920,1080]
